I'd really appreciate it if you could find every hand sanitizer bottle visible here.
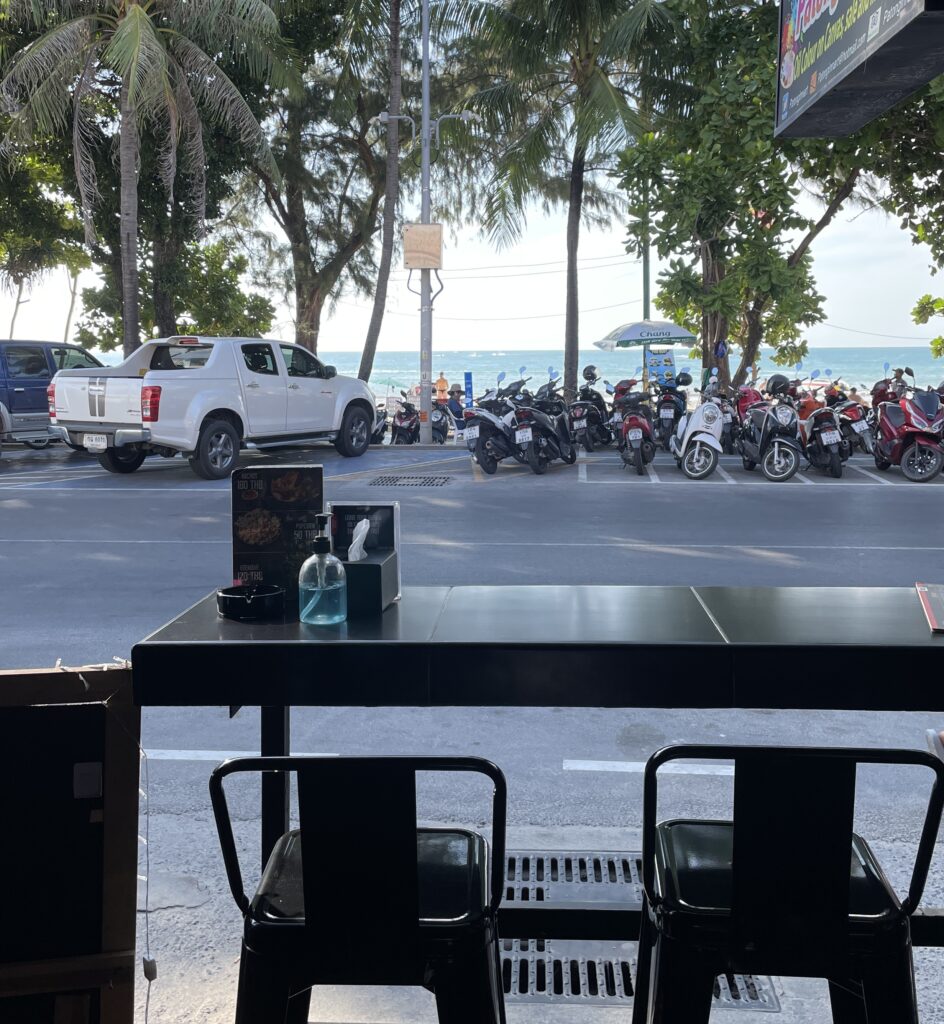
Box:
[299,513,347,625]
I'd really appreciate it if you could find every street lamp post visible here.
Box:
[373,0,478,443]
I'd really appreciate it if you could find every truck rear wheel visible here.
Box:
[334,405,371,457]
[189,419,239,479]
[98,448,146,474]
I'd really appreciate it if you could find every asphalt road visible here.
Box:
[2,441,944,1023]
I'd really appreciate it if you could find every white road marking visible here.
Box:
[564,759,734,777]
[646,461,661,483]
[851,464,893,485]
[146,748,337,762]
[795,470,815,484]
[410,541,944,551]
[578,461,588,482]
[715,464,737,485]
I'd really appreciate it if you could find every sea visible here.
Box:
[94,342,943,395]
[317,345,944,399]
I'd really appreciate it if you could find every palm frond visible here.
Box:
[172,69,207,232]
[103,4,169,112]
[72,42,101,243]
[170,34,280,181]
[597,0,673,65]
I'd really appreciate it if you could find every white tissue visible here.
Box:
[348,518,370,562]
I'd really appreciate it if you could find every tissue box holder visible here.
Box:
[341,550,399,616]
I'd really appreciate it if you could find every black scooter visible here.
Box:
[511,371,578,474]
[569,365,614,450]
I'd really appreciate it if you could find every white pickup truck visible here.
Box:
[49,336,378,478]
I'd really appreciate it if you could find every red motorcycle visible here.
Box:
[825,382,874,455]
[613,379,656,476]
[874,386,944,481]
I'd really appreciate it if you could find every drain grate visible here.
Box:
[501,939,780,1011]
[504,850,644,906]
[369,474,454,487]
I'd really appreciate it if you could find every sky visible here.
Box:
[1,192,940,353]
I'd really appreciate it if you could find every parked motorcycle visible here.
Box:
[464,372,528,474]
[391,390,419,444]
[668,375,722,479]
[512,371,577,474]
[654,372,692,450]
[613,378,656,475]
[868,371,910,432]
[873,385,944,481]
[824,381,873,455]
[431,399,455,444]
[371,406,388,445]
[570,365,615,450]
[789,380,845,478]
[735,374,802,482]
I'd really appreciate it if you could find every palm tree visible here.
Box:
[1,0,297,357]
[443,0,667,398]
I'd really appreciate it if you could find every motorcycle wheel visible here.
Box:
[859,431,874,455]
[512,449,528,464]
[741,457,756,472]
[474,438,497,475]
[393,432,407,445]
[681,443,718,480]
[828,449,843,478]
[581,429,594,452]
[901,443,944,482]
[662,429,672,452]
[434,431,446,445]
[762,444,799,482]
[527,443,549,475]
[634,446,645,476]
[873,453,892,471]
[599,429,613,447]
[561,442,577,465]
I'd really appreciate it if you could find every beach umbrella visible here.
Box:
[593,319,696,351]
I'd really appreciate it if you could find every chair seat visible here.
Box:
[655,820,900,919]
[250,827,489,925]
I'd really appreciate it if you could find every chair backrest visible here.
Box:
[210,756,506,975]
[643,744,944,955]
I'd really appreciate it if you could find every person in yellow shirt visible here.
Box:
[435,371,449,401]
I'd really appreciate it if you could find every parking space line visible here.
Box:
[578,461,588,483]
[851,464,893,485]
[646,462,661,483]
[715,464,737,485]
[795,470,815,484]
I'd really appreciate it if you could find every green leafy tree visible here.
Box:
[911,296,944,360]
[441,0,667,398]
[1,0,297,357]
[76,240,275,350]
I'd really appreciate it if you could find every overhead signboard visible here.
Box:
[776,0,944,137]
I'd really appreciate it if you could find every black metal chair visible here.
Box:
[632,744,944,1024]
[210,756,507,1024]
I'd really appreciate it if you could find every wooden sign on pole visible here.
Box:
[403,223,443,269]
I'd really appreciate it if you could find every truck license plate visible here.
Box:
[84,433,107,451]
[516,427,533,444]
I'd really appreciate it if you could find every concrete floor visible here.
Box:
[2,442,944,1022]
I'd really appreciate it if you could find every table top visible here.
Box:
[132,585,944,711]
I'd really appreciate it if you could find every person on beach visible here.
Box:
[848,387,867,406]
[446,386,465,425]
[435,372,449,400]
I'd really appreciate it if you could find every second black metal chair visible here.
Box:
[210,756,507,1024]
[632,743,944,1024]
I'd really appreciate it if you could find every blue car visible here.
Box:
[0,340,102,452]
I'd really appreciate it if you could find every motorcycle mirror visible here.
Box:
[635,367,643,375]
[400,389,407,398]
[710,366,718,374]
[824,367,832,376]
[519,366,527,376]
[795,360,803,371]
[497,371,506,383]
[812,369,821,378]
[884,361,890,372]
[606,384,615,394]
[905,366,915,377]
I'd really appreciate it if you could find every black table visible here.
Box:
[132,584,944,944]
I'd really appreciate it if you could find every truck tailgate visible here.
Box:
[53,372,143,426]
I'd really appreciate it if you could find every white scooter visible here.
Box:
[669,378,724,479]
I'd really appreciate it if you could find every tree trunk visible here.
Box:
[63,271,79,342]
[359,0,401,382]
[564,145,586,401]
[9,280,24,337]
[294,261,327,352]
[152,236,180,337]
[119,81,140,358]
[699,242,730,386]
[732,299,766,386]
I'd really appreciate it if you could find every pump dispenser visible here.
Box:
[298,513,347,624]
